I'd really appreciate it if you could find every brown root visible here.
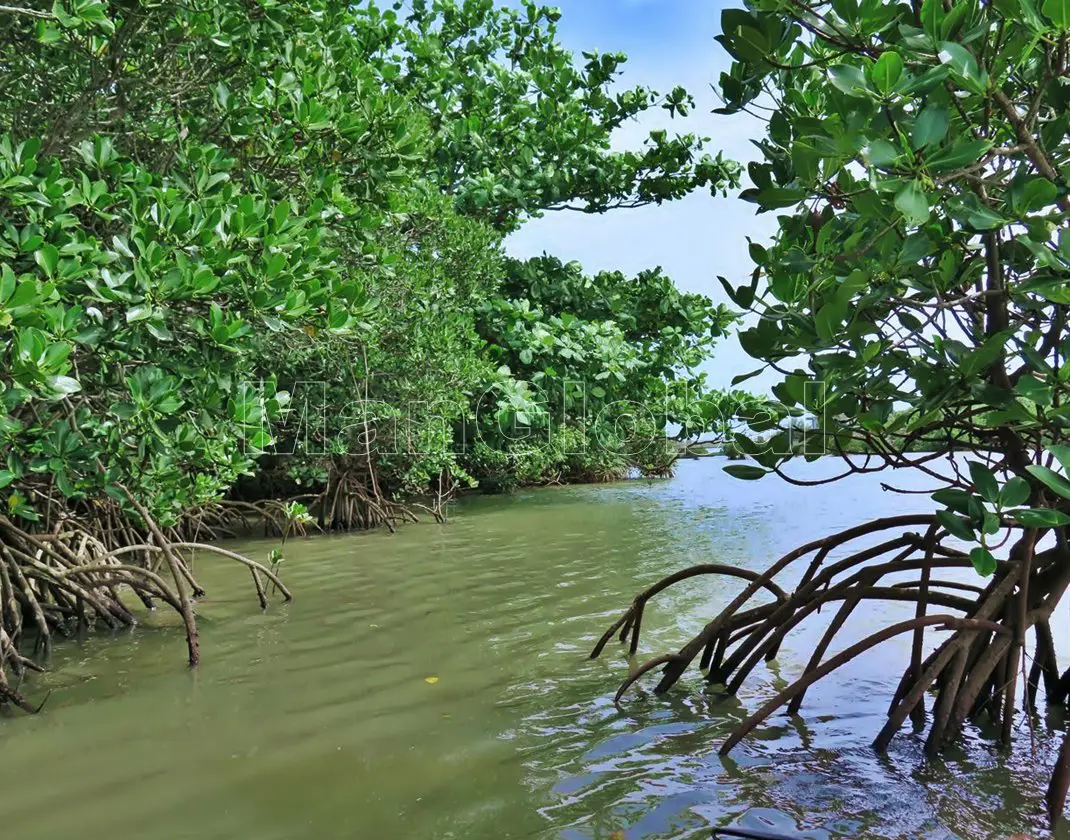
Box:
[0,496,291,711]
[592,516,1070,829]
[1050,730,1070,826]
[720,616,1010,755]
[589,563,788,660]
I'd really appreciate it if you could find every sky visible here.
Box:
[504,0,780,391]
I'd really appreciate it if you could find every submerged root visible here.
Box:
[1051,731,1070,827]
[591,515,1070,825]
[300,459,450,533]
[0,502,291,711]
[181,499,318,542]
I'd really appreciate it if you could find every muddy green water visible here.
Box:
[1,459,1068,840]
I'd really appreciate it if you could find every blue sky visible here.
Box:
[505,0,779,390]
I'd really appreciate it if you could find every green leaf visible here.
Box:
[731,368,765,386]
[920,0,945,37]
[864,139,900,167]
[45,375,82,395]
[949,196,1007,230]
[925,139,991,172]
[1011,177,1058,215]
[34,244,58,277]
[815,299,848,342]
[724,464,768,480]
[1011,507,1070,528]
[982,512,1001,536]
[969,546,997,576]
[249,429,272,451]
[938,42,988,92]
[126,304,153,323]
[743,187,807,209]
[1015,374,1052,406]
[1026,464,1070,500]
[827,64,871,96]
[933,488,979,515]
[895,181,930,225]
[6,280,38,310]
[112,235,135,258]
[939,1,969,38]
[1024,280,1070,304]
[900,64,950,96]
[791,139,819,183]
[937,509,976,541]
[145,319,172,341]
[998,476,1031,508]
[911,104,949,150]
[0,266,16,304]
[1011,0,1050,30]
[1043,0,1070,27]
[968,461,999,503]
[869,51,903,94]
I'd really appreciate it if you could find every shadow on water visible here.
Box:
[0,458,1067,840]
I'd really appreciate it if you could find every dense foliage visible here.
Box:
[0,0,754,692]
[466,256,744,487]
[595,0,1070,828]
[0,0,744,533]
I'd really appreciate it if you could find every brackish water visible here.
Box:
[1,459,1068,840]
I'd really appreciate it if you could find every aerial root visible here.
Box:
[591,517,1070,823]
[720,616,1011,755]
[1051,731,1070,827]
[590,563,788,661]
[182,499,318,542]
[614,654,685,704]
[315,464,415,533]
[0,500,292,709]
[1057,666,1070,706]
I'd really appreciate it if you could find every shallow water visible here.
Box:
[1,458,1067,840]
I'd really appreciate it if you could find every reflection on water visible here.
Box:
[0,458,1067,840]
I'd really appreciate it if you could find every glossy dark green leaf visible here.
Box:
[925,139,991,172]
[1015,375,1052,406]
[920,0,945,36]
[828,64,871,96]
[869,52,904,94]
[937,509,977,541]
[998,476,1031,507]
[1043,0,1070,26]
[938,42,988,91]
[969,546,997,576]
[1011,507,1070,527]
[34,244,58,277]
[968,461,999,503]
[864,139,900,167]
[1027,465,1070,500]
[724,464,768,480]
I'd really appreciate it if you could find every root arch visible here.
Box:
[591,516,1070,824]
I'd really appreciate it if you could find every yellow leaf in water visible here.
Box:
[424,676,439,684]
[609,832,625,840]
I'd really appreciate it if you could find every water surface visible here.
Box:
[1,459,1067,839]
